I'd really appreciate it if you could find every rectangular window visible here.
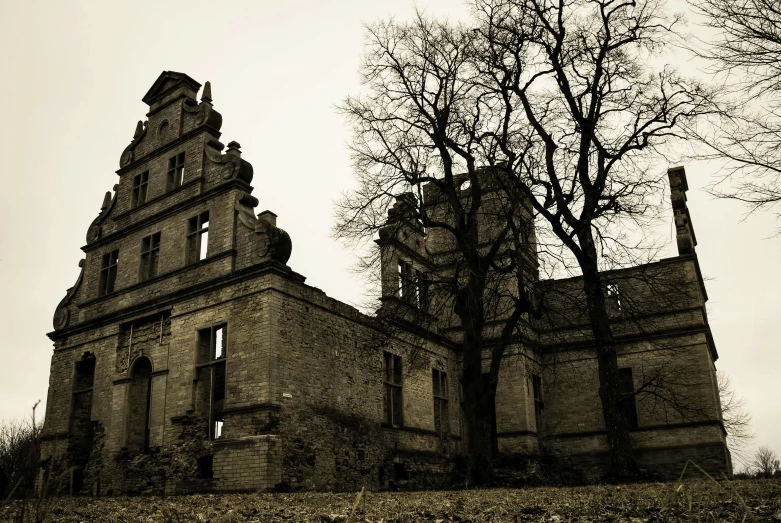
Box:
[187,211,210,264]
[532,374,544,432]
[383,352,403,427]
[416,270,429,309]
[618,368,638,429]
[139,232,161,282]
[99,249,119,296]
[606,283,622,312]
[432,369,449,437]
[398,261,415,303]
[131,171,149,208]
[197,324,228,440]
[167,152,186,191]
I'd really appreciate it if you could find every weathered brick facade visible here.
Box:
[41,72,729,495]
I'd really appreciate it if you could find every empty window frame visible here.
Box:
[606,283,622,312]
[197,324,228,439]
[131,171,149,209]
[416,270,429,309]
[398,260,428,309]
[398,261,415,303]
[139,232,161,282]
[618,368,638,429]
[432,369,449,437]
[167,152,186,191]
[383,352,403,427]
[532,374,544,432]
[99,250,119,296]
[187,211,210,264]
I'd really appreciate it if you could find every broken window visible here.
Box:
[126,356,153,453]
[196,324,228,439]
[139,232,161,282]
[383,352,403,427]
[187,211,210,264]
[398,261,415,304]
[68,355,96,495]
[618,368,638,429]
[432,369,449,437]
[99,249,119,297]
[606,283,622,312]
[131,171,149,208]
[167,152,186,191]
[532,373,544,433]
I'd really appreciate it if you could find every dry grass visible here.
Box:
[1,479,779,522]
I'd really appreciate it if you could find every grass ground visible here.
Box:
[1,479,779,522]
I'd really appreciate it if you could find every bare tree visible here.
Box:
[750,446,780,477]
[692,0,781,215]
[715,370,754,468]
[337,0,716,482]
[0,403,41,500]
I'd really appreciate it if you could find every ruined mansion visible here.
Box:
[41,71,730,494]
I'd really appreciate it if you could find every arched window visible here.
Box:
[126,356,152,452]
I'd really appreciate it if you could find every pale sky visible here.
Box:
[0,0,778,471]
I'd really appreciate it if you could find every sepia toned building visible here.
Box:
[41,71,730,494]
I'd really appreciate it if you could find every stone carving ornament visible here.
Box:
[53,259,85,330]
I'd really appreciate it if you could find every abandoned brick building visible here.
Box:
[41,71,730,494]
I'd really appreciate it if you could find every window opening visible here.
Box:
[99,249,119,296]
[131,171,149,208]
[416,270,429,309]
[383,352,403,427]
[126,356,153,453]
[607,283,622,311]
[139,232,161,282]
[618,368,638,429]
[187,211,210,264]
[432,369,449,437]
[532,374,544,432]
[197,324,228,440]
[167,152,185,191]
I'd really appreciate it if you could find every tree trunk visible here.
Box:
[577,229,639,479]
[461,353,495,486]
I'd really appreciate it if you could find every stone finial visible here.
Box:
[134,120,144,139]
[202,81,212,103]
[668,166,697,255]
[226,141,242,157]
[257,210,277,227]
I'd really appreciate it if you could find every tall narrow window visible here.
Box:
[127,356,153,453]
[167,152,186,191]
[416,270,429,309]
[532,374,544,432]
[69,355,95,494]
[432,369,449,437]
[99,249,119,296]
[383,352,403,427]
[398,261,417,304]
[197,324,228,439]
[618,368,638,429]
[187,211,210,264]
[139,232,161,282]
[131,171,149,208]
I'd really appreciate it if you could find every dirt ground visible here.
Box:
[1,479,779,522]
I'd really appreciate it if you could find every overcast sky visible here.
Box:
[0,0,778,470]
